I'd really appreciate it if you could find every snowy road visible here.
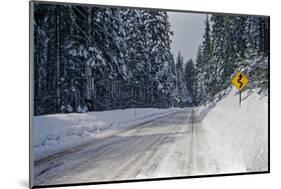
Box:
[34,109,219,186]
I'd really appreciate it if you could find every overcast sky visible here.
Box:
[168,12,206,63]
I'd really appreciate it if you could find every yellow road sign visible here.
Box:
[231,71,249,91]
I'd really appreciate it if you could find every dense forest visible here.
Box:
[195,15,269,104]
[33,3,269,116]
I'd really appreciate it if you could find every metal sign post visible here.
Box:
[231,71,250,107]
[239,91,241,107]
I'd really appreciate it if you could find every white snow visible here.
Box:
[197,87,268,173]
[33,87,268,184]
[33,107,181,161]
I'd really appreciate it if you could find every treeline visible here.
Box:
[174,52,197,106]
[195,15,269,104]
[34,3,186,115]
[34,2,269,116]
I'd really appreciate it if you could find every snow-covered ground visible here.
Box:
[33,107,181,160]
[197,87,268,173]
[33,87,268,186]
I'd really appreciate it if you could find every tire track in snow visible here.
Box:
[186,110,219,175]
[34,111,183,185]
[135,112,192,178]
[109,114,185,180]
[126,119,184,178]
[34,109,221,186]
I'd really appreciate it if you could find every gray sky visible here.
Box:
[168,12,206,63]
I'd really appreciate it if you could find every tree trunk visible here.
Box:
[56,6,61,112]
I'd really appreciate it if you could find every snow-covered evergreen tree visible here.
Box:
[34,3,179,115]
[34,2,269,115]
[175,52,184,105]
[184,59,197,106]
[195,14,269,105]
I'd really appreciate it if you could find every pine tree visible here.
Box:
[143,10,175,107]
[175,52,184,105]
[195,45,204,105]
[184,59,197,106]
[200,15,214,102]
[195,14,269,104]
[34,3,179,115]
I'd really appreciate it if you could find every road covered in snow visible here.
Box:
[34,109,218,185]
[33,88,268,186]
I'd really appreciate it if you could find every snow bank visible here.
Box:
[33,108,181,161]
[199,87,268,173]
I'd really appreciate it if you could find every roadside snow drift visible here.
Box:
[33,108,181,160]
[33,87,268,176]
[199,87,268,173]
